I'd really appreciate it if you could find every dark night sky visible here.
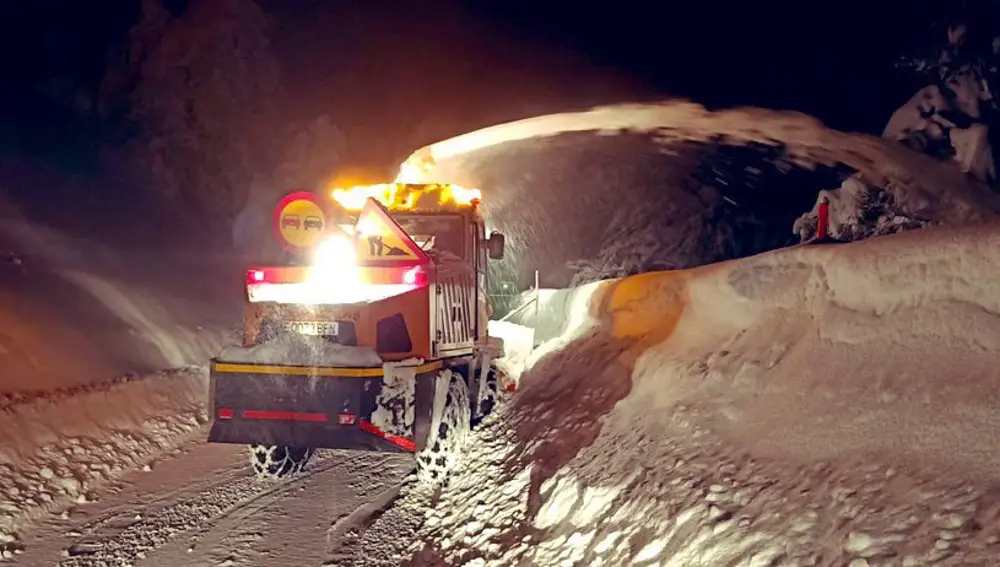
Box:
[0,0,941,172]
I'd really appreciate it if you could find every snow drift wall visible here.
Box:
[398,100,1000,287]
[0,220,240,395]
[399,224,1000,566]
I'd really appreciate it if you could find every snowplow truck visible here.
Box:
[207,183,507,480]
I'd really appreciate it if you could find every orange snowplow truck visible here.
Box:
[207,183,507,480]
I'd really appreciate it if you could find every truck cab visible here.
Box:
[241,184,504,360]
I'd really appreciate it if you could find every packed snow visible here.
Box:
[341,223,1000,566]
[0,367,210,558]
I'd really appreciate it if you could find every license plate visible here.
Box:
[283,321,339,336]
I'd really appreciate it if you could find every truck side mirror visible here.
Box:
[487,232,505,260]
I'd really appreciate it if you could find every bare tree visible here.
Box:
[111,0,282,224]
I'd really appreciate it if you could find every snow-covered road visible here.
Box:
[14,436,413,567]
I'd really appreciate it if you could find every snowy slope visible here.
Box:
[362,223,1000,565]
[0,218,239,394]
[0,217,241,555]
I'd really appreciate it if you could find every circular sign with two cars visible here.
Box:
[272,191,328,251]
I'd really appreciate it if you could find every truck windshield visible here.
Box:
[392,214,465,259]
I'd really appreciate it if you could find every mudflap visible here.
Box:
[207,359,443,454]
[468,339,504,422]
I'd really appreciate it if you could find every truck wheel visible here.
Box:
[248,445,312,480]
[416,370,470,483]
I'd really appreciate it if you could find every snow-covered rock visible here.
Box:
[795,18,1000,243]
[950,122,996,183]
[882,80,996,187]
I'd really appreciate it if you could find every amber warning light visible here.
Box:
[330,183,481,212]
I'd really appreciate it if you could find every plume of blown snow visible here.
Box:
[400,100,1000,221]
[396,100,1000,287]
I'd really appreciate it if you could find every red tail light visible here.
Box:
[247,268,275,285]
[244,265,428,304]
[402,266,428,286]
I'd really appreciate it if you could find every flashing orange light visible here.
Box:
[394,147,435,184]
[395,159,432,184]
[330,183,482,212]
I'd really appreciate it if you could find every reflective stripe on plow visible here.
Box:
[242,410,329,423]
[359,419,416,452]
[213,360,443,378]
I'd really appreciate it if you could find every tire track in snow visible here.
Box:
[153,452,412,567]
[62,444,250,541]
[325,483,404,564]
[58,451,392,566]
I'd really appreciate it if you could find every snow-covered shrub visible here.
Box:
[793,176,928,243]
[795,13,1000,243]
[105,0,284,218]
[888,19,1000,187]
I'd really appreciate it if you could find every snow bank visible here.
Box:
[396,223,1000,565]
[0,218,238,394]
[485,321,533,386]
[0,367,209,555]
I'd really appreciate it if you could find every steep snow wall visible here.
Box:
[399,223,1000,566]
[0,219,240,394]
[398,100,1000,285]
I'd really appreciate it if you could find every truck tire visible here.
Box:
[416,370,470,484]
[248,445,312,480]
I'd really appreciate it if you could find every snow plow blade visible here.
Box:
[207,359,442,453]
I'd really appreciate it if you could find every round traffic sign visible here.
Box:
[272,191,327,251]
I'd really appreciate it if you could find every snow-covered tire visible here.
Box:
[248,445,312,480]
[416,370,470,484]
